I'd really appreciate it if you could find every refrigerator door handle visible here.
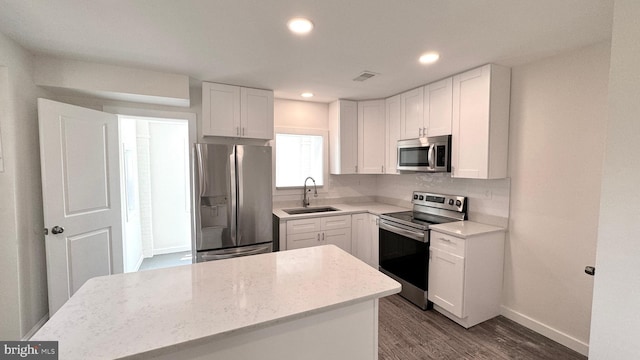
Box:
[196,144,207,197]
[199,244,272,261]
[230,146,238,245]
[235,146,244,244]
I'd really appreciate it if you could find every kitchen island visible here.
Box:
[32,245,400,359]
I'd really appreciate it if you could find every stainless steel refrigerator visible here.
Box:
[194,144,273,262]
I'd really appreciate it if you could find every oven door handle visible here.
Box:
[379,220,427,242]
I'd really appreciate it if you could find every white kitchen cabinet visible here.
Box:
[429,244,465,317]
[351,213,379,268]
[202,82,274,139]
[424,78,453,136]
[286,214,352,253]
[329,100,358,174]
[240,87,274,139]
[368,214,379,266]
[451,64,510,179]
[384,94,401,174]
[428,228,505,328]
[357,100,386,174]
[400,87,424,139]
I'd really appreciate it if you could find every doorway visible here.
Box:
[118,115,192,272]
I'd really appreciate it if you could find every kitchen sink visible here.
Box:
[282,206,339,215]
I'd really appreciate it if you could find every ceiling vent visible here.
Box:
[352,71,378,82]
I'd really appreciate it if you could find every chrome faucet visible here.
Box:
[303,177,318,207]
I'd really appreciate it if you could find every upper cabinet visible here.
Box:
[451,64,510,179]
[358,100,386,174]
[329,100,358,174]
[424,78,453,137]
[400,87,424,139]
[385,94,401,174]
[202,82,274,139]
[399,79,453,141]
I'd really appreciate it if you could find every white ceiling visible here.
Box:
[0,0,613,103]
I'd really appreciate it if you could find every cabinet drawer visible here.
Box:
[287,218,322,235]
[321,215,352,230]
[287,232,321,250]
[431,231,465,257]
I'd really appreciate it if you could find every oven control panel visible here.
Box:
[411,191,466,212]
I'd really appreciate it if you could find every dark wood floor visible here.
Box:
[378,295,586,360]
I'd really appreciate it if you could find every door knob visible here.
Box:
[51,226,65,235]
[585,266,595,276]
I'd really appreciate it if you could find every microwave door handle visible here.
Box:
[428,145,435,170]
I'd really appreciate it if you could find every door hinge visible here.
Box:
[585,266,596,276]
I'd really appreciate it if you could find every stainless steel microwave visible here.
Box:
[397,135,451,172]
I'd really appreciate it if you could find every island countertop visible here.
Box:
[32,245,400,359]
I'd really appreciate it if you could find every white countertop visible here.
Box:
[32,245,400,360]
[429,221,505,238]
[273,202,409,220]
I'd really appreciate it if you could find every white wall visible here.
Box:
[272,99,378,206]
[0,32,49,339]
[148,120,191,254]
[34,56,190,107]
[504,42,611,354]
[589,1,640,358]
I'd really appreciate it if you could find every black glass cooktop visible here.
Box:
[380,210,452,230]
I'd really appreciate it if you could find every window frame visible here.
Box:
[272,127,329,196]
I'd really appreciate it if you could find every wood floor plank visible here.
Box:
[378,295,586,360]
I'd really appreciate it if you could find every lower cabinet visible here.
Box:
[428,247,465,317]
[286,215,352,253]
[351,213,379,268]
[428,229,505,328]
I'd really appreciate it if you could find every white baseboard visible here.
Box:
[153,245,191,256]
[133,254,144,272]
[500,305,589,356]
[22,313,49,340]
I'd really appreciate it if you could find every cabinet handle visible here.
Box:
[375,218,379,226]
[317,233,320,241]
[355,165,358,173]
[438,237,451,242]
[418,127,422,137]
[423,127,427,136]
[381,165,384,173]
[236,127,240,136]
[242,127,245,136]
[322,232,325,241]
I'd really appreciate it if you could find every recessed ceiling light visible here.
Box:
[287,17,314,35]
[301,92,314,98]
[419,52,440,64]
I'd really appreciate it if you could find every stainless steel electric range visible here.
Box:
[379,191,467,310]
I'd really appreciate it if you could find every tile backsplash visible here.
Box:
[376,173,510,227]
[273,172,510,228]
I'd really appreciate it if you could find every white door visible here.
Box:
[38,99,123,315]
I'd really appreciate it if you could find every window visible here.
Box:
[275,128,327,189]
